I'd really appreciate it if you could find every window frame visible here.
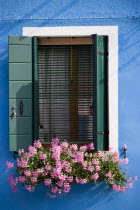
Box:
[23,26,118,151]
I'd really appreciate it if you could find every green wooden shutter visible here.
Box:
[9,36,33,151]
[33,37,39,141]
[93,34,108,151]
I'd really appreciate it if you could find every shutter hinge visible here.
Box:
[98,131,109,135]
[97,51,108,56]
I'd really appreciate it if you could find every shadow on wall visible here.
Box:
[119,25,140,73]
[28,182,118,210]
[0,0,80,39]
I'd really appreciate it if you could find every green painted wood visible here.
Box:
[9,81,32,98]
[9,99,32,117]
[9,135,32,151]
[9,63,32,81]
[9,36,32,45]
[9,117,32,135]
[93,34,108,151]
[9,45,32,63]
[9,36,33,151]
[33,37,39,140]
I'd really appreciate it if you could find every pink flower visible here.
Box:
[60,142,69,148]
[58,173,68,181]
[44,179,52,186]
[102,157,106,162]
[39,153,47,159]
[30,177,37,183]
[76,177,80,183]
[10,178,18,187]
[80,146,87,151]
[25,185,34,192]
[111,157,119,163]
[33,140,42,148]
[63,188,70,193]
[81,161,87,169]
[32,171,39,177]
[118,159,123,164]
[70,144,78,151]
[67,176,73,183]
[51,145,61,160]
[113,151,119,157]
[105,172,112,178]
[61,160,70,168]
[23,152,31,159]
[127,178,132,182]
[36,168,44,173]
[64,182,70,188]
[112,184,120,191]
[75,152,84,162]
[63,182,71,192]
[12,187,18,192]
[17,159,28,168]
[95,166,101,171]
[65,167,72,173]
[88,166,94,172]
[123,158,129,164]
[24,170,31,176]
[86,142,94,151]
[8,176,14,182]
[56,181,63,187]
[52,138,59,145]
[98,152,104,157]
[119,187,126,192]
[49,194,56,198]
[91,173,99,180]
[28,146,37,154]
[18,149,24,154]
[45,165,51,170]
[133,176,137,181]
[79,179,87,184]
[6,161,14,169]
[92,159,99,165]
[126,182,133,189]
[19,176,26,183]
[51,187,59,193]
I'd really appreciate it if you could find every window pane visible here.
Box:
[38,45,93,143]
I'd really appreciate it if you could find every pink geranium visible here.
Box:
[6,161,14,169]
[28,146,37,154]
[19,176,26,183]
[91,173,99,180]
[70,144,78,151]
[6,139,136,197]
[39,153,47,159]
[33,140,42,148]
[123,158,129,164]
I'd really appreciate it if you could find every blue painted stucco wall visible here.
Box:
[0,0,140,209]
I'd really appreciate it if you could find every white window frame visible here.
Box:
[23,26,118,151]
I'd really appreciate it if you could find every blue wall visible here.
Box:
[0,0,140,209]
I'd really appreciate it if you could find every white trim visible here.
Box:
[23,26,118,151]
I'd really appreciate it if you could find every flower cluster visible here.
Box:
[6,139,137,198]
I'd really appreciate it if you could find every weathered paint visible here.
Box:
[0,0,140,209]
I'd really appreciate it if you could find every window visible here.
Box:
[38,44,93,144]
[9,26,118,152]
